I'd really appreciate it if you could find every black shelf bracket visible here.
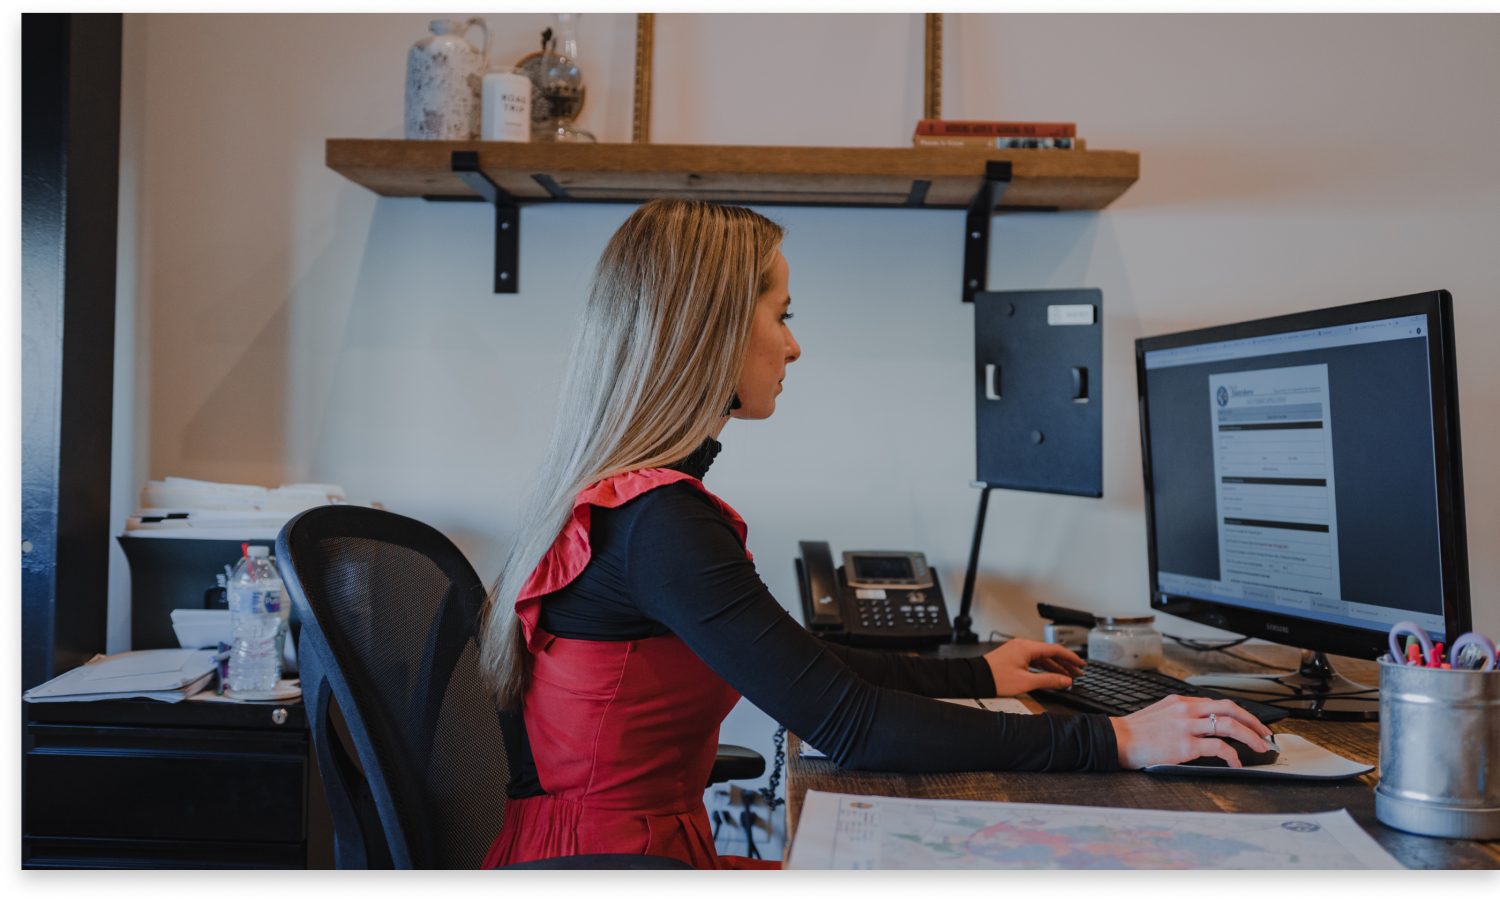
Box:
[451,151,520,294]
[961,160,1012,304]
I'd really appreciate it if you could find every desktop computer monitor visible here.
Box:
[1134,290,1470,720]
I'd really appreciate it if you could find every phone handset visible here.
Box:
[796,540,845,629]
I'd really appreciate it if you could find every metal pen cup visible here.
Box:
[1375,657,1500,840]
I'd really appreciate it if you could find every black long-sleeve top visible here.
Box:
[502,438,1119,797]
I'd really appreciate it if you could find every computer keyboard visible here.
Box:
[1030,659,1291,724]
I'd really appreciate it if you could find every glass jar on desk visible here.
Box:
[1088,616,1163,670]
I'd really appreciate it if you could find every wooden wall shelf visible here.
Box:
[324,139,1141,297]
[327,140,1138,210]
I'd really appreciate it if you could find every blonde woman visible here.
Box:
[478,199,1273,870]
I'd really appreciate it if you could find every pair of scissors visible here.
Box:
[1388,620,1497,671]
[1387,620,1434,666]
[1449,632,1497,672]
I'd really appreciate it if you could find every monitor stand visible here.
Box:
[1186,649,1379,721]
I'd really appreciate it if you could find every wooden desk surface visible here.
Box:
[785,642,1499,869]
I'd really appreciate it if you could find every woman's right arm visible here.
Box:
[624,487,1118,773]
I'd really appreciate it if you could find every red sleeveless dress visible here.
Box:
[481,469,781,870]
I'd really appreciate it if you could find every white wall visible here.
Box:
[113,12,1500,846]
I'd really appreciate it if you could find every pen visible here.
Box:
[214,641,231,695]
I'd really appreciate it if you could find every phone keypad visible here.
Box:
[856,595,948,632]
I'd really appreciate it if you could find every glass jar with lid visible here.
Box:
[1087,615,1164,670]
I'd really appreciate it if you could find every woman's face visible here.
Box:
[733,250,800,420]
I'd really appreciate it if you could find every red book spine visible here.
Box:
[914,119,1077,138]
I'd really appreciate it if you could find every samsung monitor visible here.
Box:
[1135,290,1470,720]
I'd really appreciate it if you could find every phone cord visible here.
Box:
[764,726,787,812]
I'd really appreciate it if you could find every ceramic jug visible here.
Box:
[404,17,490,140]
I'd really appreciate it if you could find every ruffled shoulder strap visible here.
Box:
[515,469,751,652]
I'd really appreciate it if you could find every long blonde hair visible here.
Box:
[480,199,786,709]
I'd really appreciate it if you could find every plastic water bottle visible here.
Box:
[226,544,287,695]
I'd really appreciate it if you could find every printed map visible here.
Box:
[788,791,1402,869]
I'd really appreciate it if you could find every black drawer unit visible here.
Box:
[23,698,332,869]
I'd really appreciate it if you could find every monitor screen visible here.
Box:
[1136,291,1470,662]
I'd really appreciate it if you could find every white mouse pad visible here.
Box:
[1143,733,1373,780]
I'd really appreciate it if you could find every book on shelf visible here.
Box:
[914,118,1076,138]
[913,135,1085,150]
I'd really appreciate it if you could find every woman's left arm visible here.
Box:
[821,638,1080,698]
[818,642,992,697]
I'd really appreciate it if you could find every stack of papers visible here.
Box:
[124,477,351,540]
[23,649,218,703]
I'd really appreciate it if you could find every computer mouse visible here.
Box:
[1185,736,1280,768]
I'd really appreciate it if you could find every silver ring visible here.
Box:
[1209,713,1218,736]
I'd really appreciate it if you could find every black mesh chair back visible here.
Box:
[278,505,505,869]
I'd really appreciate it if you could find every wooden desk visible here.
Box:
[786,643,1499,869]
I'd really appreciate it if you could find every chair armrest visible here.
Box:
[708,743,765,785]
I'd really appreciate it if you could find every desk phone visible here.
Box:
[795,541,953,649]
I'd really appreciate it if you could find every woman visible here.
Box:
[478,199,1273,869]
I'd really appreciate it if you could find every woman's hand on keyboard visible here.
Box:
[1110,695,1274,769]
[983,639,1086,696]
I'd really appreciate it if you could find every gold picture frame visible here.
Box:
[924,13,942,120]
[629,13,942,143]
[633,13,654,143]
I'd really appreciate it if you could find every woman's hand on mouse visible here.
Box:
[983,639,1086,696]
[1109,695,1274,769]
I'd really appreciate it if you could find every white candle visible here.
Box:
[481,68,532,142]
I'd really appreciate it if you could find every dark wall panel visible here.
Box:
[21,13,123,690]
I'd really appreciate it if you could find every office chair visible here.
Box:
[278,505,763,869]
